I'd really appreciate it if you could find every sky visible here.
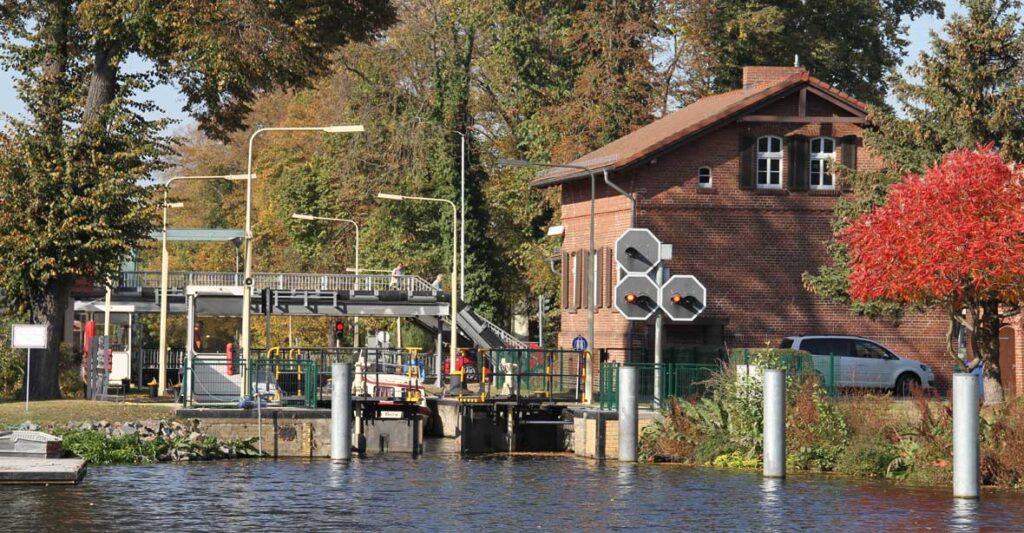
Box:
[0,1,965,131]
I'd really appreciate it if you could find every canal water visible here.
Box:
[4,455,1023,531]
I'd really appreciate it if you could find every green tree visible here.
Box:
[664,0,944,105]
[0,0,395,399]
[805,0,1024,350]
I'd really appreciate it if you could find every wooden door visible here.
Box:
[999,326,1016,396]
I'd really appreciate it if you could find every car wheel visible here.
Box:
[895,372,920,398]
[463,365,478,383]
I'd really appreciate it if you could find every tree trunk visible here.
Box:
[83,45,117,124]
[977,299,1004,404]
[23,276,74,400]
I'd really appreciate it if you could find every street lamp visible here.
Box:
[498,158,598,403]
[452,130,466,301]
[159,174,248,395]
[240,125,364,390]
[291,213,361,347]
[376,192,459,384]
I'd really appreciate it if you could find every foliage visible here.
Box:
[661,0,943,105]
[53,428,261,465]
[804,0,1024,323]
[842,148,1024,401]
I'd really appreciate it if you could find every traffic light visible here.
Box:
[613,274,659,321]
[659,275,707,322]
[334,321,346,345]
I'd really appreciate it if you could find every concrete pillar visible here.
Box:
[332,363,353,460]
[618,366,638,462]
[763,369,786,478]
[953,373,980,498]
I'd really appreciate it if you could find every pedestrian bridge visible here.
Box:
[73,271,526,350]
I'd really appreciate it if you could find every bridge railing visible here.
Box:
[116,271,437,293]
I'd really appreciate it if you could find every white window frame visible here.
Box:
[697,166,712,188]
[756,135,783,189]
[809,136,836,190]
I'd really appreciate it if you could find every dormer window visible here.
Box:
[697,167,712,188]
[756,136,783,189]
[810,137,836,189]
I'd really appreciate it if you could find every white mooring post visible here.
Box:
[763,369,786,478]
[618,366,638,462]
[332,363,353,460]
[953,373,980,499]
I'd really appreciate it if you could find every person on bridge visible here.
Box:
[431,273,443,291]
[390,263,404,289]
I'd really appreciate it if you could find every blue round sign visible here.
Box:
[571,335,588,352]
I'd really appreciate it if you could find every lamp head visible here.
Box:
[497,158,536,167]
[377,192,404,201]
[165,202,185,209]
[322,125,364,133]
[291,213,316,221]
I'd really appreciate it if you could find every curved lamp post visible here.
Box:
[240,125,364,392]
[159,174,248,395]
[376,192,459,381]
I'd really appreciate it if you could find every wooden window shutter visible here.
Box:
[561,250,569,309]
[573,252,583,311]
[581,249,590,311]
[840,135,858,192]
[595,248,604,308]
[605,248,614,308]
[739,134,756,190]
[788,135,809,191]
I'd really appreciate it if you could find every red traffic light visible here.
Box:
[670,293,683,305]
[335,321,345,332]
[624,292,638,304]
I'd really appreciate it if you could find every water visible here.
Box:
[4,455,1023,532]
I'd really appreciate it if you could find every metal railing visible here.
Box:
[487,349,584,401]
[141,348,185,369]
[599,362,718,410]
[248,358,319,408]
[729,349,840,396]
[116,271,436,293]
[185,357,245,406]
[475,314,530,349]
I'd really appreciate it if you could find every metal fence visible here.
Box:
[117,271,436,293]
[141,348,185,369]
[186,357,245,406]
[486,349,584,401]
[248,358,319,408]
[728,349,840,396]
[599,362,718,410]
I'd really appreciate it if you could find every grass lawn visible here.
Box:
[0,399,179,428]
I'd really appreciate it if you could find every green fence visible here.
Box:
[248,358,319,408]
[728,349,840,396]
[599,362,718,410]
[490,349,583,400]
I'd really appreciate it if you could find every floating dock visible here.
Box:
[0,458,87,485]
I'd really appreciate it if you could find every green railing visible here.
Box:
[599,362,718,410]
[728,349,840,396]
[185,357,246,406]
[248,358,319,408]
[490,349,583,400]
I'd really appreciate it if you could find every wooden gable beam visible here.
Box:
[798,88,807,117]
[738,115,866,124]
[804,86,866,117]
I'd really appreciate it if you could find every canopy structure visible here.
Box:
[149,229,245,242]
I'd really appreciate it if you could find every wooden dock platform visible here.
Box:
[0,458,87,485]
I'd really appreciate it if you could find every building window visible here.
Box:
[810,137,836,189]
[697,167,712,188]
[756,135,783,188]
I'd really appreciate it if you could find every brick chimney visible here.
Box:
[742,66,805,89]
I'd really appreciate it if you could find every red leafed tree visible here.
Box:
[842,146,1024,403]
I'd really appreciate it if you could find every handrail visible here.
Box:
[116,271,437,293]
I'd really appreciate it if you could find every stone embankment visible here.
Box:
[14,420,261,464]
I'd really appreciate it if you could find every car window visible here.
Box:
[852,341,889,359]
[780,338,794,349]
[799,338,850,357]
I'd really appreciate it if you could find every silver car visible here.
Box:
[781,335,936,394]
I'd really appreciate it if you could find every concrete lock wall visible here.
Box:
[571,410,655,460]
[189,412,423,458]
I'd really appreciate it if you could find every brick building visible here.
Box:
[532,66,1023,394]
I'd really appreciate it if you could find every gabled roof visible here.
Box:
[530,70,869,187]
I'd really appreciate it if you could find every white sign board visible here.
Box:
[11,324,47,349]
